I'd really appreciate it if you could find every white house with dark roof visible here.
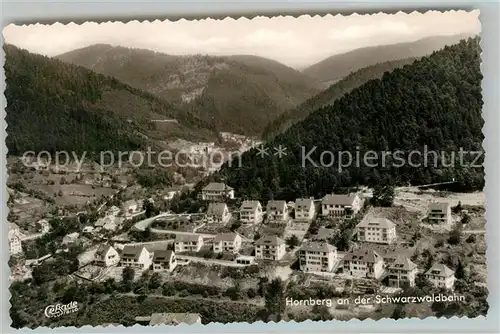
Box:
[387,255,418,288]
[36,219,51,234]
[213,232,242,253]
[240,200,263,224]
[266,200,289,222]
[425,263,456,289]
[428,202,452,225]
[206,203,231,224]
[255,235,286,261]
[152,250,177,272]
[356,218,397,244]
[201,182,234,201]
[321,193,362,218]
[122,200,139,218]
[294,198,315,221]
[174,234,204,253]
[95,244,120,267]
[120,245,153,269]
[8,223,23,256]
[298,241,338,272]
[343,248,384,279]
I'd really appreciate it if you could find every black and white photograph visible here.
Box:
[3,9,488,328]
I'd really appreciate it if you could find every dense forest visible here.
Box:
[216,37,484,200]
[4,45,214,155]
[262,58,417,139]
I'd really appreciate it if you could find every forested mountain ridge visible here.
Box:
[216,37,483,201]
[56,45,320,136]
[262,57,418,139]
[4,45,215,155]
[302,34,472,85]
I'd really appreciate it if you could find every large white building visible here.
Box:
[425,263,456,289]
[152,250,177,272]
[294,198,315,221]
[343,248,384,279]
[387,255,418,288]
[298,242,337,272]
[95,244,120,267]
[201,183,234,201]
[255,235,286,261]
[266,200,289,222]
[239,200,263,224]
[8,223,23,256]
[174,234,204,253]
[428,202,452,225]
[321,193,362,218]
[356,218,397,244]
[120,245,153,269]
[206,203,231,224]
[212,232,242,253]
[36,219,51,234]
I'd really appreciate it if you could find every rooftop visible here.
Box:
[214,232,239,242]
[153,250,174,263]
[207,202,228,216]
[343,248,382,263]
[299,241,336,253]
[322,193,358,206]
[295,198,314,211]
[429,202,450,211]
[203,182,233,192]
[175,234,202,243]
[357,217,396,229]
[425,263,455,277]
[389,255,418,271]
[266,200,287,211]
[255,235,285,246]
[240,200,261,211]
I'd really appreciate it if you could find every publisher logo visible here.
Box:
[44,301,79,318]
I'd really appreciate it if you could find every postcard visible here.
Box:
[3,9,487,329]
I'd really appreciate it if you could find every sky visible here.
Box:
[3,10,480,68]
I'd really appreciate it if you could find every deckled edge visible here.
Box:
[1,8,489,331]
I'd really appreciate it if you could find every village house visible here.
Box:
[62,232,80,246]
[106,206,121,217]
[206,203,231,224]
[239,200,263,224]
[120,245,153,269]
[321,193,362,218]
[298,241,338,272]
[387,255,419,288]
[135,313,202,326]
[235,255,255,265]
[8,223,23,256]
[174,234,204,253]
[343,248,384,279]
[121,200,139,218]
[152,250,177,272]
[94,244,120,267]
[36,219,51,234]
[356,218,397,244]
[266,200,289,222]
[201,182,235,201]
[428,202,452,225]
[213,232,242,253]
[255,235,286,261]
[294,198,316,221]
[425,263,456,289]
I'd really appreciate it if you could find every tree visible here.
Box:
[149,272,162,290]
[371,184,395,207]
[448,223,462,245]
[452,201,462,214]
[286,234,300,249]
[265,278,286,321]
[312,305,333,321]
[461,213,471,225]
[122,266,135,283]
[391,304,406,320]
[456,258,466,280]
